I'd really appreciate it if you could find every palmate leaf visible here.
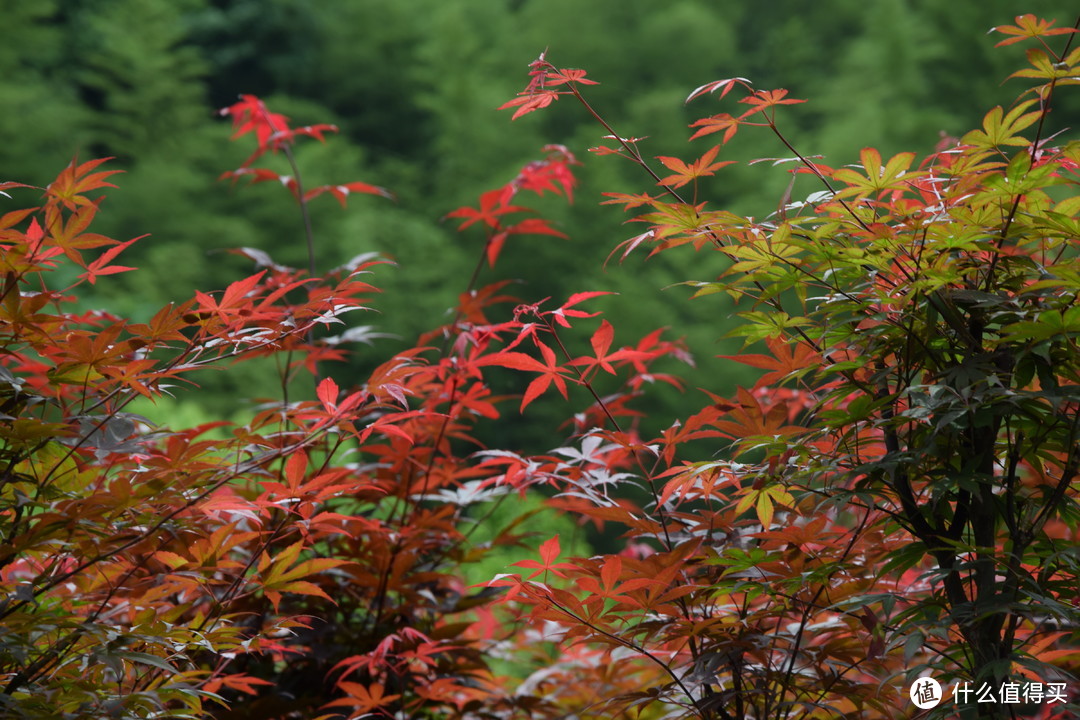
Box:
[499,89,561,120]
[79,236,141,284]
[541,68,599,87]
[511,535,578,579]
[733,481,795,528]
[831,147,921,198]
[737,88,806,117]
[717,336,821,387]
[220,94,290,148]
[445,188,530,230]
[498,55,598,120]
[689,113,743,144]
[655,145,735,188]
[685,76,753,103]
[961,100,1042,149]
[325,682,401,714]
[45,157,123,210]
[513,146,579,200]
[475,343,572,411]
[545,291,614,327]
[991,14,1077,47]
[259,540,350,610]
[711,387,806,443]
[1008,46,1080,82]
[304,181,395,206]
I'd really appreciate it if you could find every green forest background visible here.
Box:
[3,0,1077,450]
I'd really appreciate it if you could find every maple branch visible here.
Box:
[3,439,314,618]
[560,78,892,412]
[279,143,325,387]
[772,504,873,720]
[536,587,720,720]
[532,311,719,687]
[535,312,678,548]
[764,123,878,240]
[983,16,1078,293]
[410,373,460,524]
[564,82,693,207]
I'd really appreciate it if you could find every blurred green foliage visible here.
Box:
[2,0,1075,448]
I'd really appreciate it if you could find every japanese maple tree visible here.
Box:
[481,12,1080,720]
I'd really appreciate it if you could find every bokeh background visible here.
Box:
[3,0,1076,448]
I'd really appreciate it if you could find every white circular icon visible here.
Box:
[910,676,943,709]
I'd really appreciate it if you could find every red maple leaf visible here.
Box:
[655,146,735,189]
[511,535,578,579]
[445,188,529,231]
[717,337,821,388]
